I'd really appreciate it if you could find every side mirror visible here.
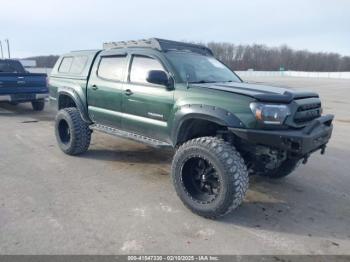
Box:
[146,70,172,88]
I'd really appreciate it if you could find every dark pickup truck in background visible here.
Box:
[0,59,48,111]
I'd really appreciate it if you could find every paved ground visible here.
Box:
[0,77,350,255]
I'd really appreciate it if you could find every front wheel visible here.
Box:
[55,107,91,155]
[32,100,45,111]
[171,137,249,219]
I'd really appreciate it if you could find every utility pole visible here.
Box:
[5,39,10,58]
[0,41,4,59]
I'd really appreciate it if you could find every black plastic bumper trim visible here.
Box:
[229,114,334,156]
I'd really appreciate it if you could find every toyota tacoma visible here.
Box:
[49,38,334,218]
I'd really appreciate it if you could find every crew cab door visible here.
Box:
[122,54,174,142]
[87,50,127,128]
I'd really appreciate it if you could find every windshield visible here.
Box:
[165,51,241,83]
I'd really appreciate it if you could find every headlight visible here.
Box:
[250,102,291,125]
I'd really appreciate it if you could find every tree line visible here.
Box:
[25,55,59,68]
[206,43,350,72]
[25,43,350,71]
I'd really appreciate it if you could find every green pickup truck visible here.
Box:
[49,38,333,218]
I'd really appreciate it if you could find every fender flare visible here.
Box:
[57,87,92,123]
[171,104,245,145]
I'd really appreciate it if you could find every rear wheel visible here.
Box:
[171,137,249,219]
[55,107,91,155]
[32,100,45,111]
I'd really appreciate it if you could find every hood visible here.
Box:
[191,82,319,103]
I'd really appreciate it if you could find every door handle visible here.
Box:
[125,89,133,96]
[92,85,98,91]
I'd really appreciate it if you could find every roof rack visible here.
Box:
[103,38,213,56]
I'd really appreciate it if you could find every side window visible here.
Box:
[58,57,73,73]
[0,61,25,73]
[70,56,88,74]
[130,56,164,84]
[97,56,126,81]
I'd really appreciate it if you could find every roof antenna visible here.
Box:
[5,39,10,58]
[186,74,190,89]
[0,41,3,59]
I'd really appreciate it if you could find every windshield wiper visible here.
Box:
[189,80,217,84]
[218,80,236,83]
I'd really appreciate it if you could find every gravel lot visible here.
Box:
[0,77,349,255]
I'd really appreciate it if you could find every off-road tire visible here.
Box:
[171,136,249,219]
[31,100,45,111]
[55,107,91,155]
[262,158,300,179]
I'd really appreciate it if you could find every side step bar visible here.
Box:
[90,124,172,149]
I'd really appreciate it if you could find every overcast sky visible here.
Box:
[1,0,349,58]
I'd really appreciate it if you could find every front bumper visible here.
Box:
[0,93,48,102]
[229,114,334,156]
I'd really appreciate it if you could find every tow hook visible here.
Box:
[302,154,310,164]
[321,145,326,155]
